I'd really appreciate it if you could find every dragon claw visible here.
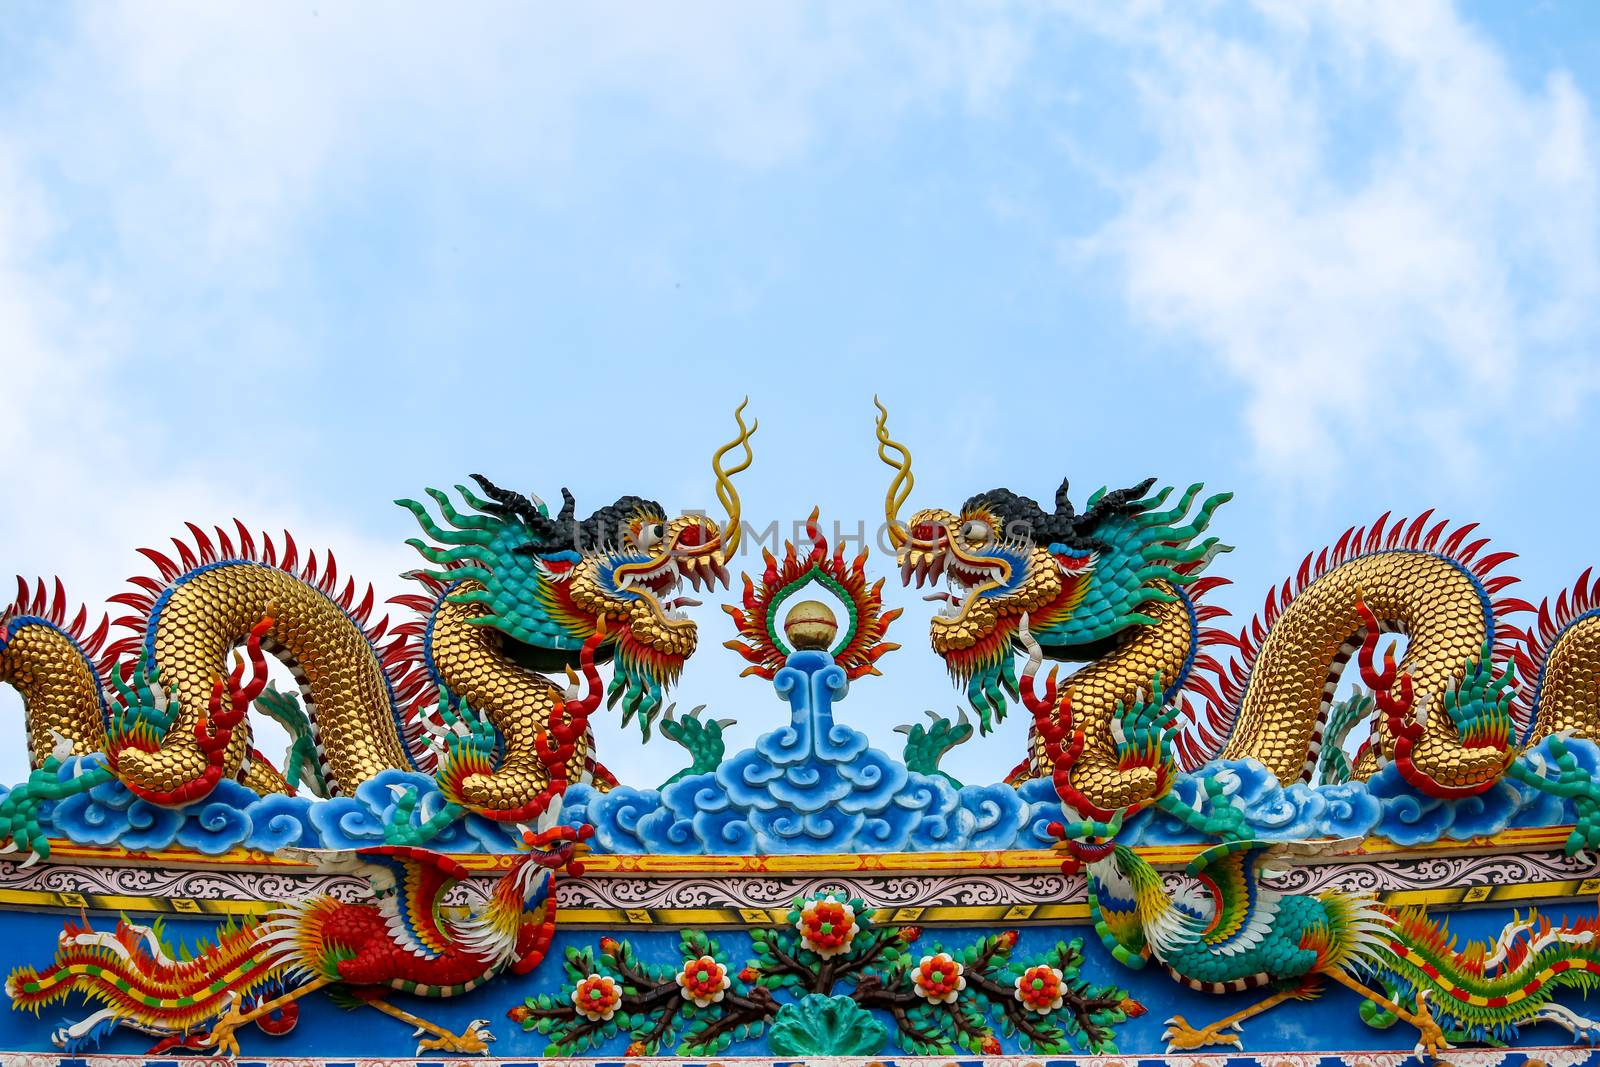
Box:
[46,729,73,763]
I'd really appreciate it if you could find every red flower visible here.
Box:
[571,973,621,1022]
[998,929,1020,949]
[506,1004,531,1026]
[599,936,621,956]
[1012,964,1065,1014]
[981,1035,1002,1055]
[898,925,923,944]
[676,955,731,1007]
[911,952,966,1004]
[738,966,760,983]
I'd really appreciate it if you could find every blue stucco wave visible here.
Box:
[6,650,1592,855]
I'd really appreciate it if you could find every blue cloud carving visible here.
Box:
[7,686,1595,857]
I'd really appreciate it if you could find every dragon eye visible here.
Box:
[633,522,665,550]
[959,519,992,543]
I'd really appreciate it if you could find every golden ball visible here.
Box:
[784,600,838,651]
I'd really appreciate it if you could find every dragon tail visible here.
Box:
[1508,567,1600,745]
[1370,907,1600,1044]
[6,913,287,1044]
[99,521,432,796]
[0,577,115,769]
[1185,512,1526,787]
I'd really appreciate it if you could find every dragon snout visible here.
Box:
[666,518,731,592]
[896,509,958,590]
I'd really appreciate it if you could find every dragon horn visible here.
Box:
[712,398,758,563]
[1054,478,1076,520]
[473,474,575,548]
[873,396,914,548]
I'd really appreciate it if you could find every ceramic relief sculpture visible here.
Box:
[0,399,1595,1065]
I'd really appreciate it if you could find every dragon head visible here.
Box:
[401,403,757,730]
[874,399,1230,729]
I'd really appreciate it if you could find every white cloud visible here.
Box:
[0,2,1033,784]
[0,154,418,779]
[11,1,1030,274]
[1077,0,1600,486]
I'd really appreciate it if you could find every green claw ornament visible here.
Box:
[658,704,736,787]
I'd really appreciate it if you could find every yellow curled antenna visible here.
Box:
[712,398,758,561]
[874,396,914,548]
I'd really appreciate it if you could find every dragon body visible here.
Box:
[0,405,755,830]
[872,401,1600,821]
[1081,839,1600,1054]
[7,824,589,1056]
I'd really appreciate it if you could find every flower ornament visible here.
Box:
[676,955,731,1007]
[911,952,966,1004]
[572,973,621,1022]
[795,896,860,958]
[1012,964,1066,1014]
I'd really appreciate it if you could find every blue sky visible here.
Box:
[2,1,1598,787]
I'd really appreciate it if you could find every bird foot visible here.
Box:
[1411,992,1453,1061]
[414,1018,496,1056]
[1163,1014,1243,1052]
[201,998,248,1057]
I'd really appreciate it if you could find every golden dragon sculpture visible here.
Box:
[873,399,1600,826]
[0,404,757,823]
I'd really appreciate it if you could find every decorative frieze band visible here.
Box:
[2,844,1593,927]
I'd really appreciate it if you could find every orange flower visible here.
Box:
[676,955,731,1007]
[571,973,621,1022]
[898,925,923,944]
[1012,964,1064,1014]
[911,952,966,1004]
[795,896,860,958]
[981,1035,1003,1055]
